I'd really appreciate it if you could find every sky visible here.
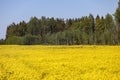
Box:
[0,0,118,39]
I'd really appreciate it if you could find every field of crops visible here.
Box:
[0,45,120,80]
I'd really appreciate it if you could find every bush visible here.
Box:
[0,39,5,45]
[23,35,41,45]
[6,36,24,45]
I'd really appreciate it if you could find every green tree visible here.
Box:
[95,15,105,44]
[0,39,5,45]
[115,0,120,44]
[23,34,41,45]
[89,14,95,44]
[6,36,24,45]
[6,23,17,38]
[27,17,40,35]
[17,21,27,36]
[104,14,116,44]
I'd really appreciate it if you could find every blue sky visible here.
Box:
[0,0,118,39]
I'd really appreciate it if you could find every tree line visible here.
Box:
[0,0,120,45]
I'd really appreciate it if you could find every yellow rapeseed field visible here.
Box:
[0,45,120,80]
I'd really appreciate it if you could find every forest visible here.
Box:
[0,1,120,45]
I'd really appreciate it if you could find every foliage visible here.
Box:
[23,34,41,45]
[4,1,120,45]
[6,36,24,45]
[115,0,120,44]
[0,39,5,45]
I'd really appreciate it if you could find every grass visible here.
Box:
[0,45,120,80]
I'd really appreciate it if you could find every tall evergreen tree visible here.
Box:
[115,0,120,44]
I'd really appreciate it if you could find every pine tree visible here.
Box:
[115,0,120,44]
